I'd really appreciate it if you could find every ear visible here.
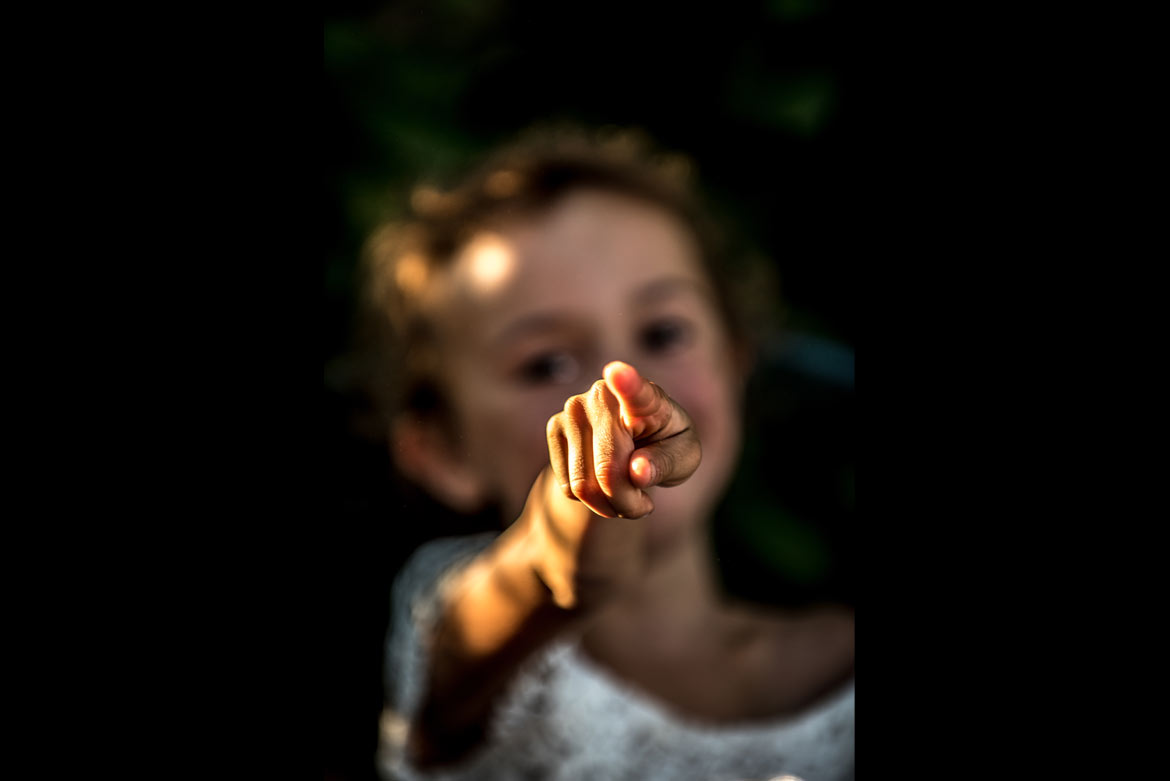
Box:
[391,414,488,513]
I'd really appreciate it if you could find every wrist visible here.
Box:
[508,470,590,612]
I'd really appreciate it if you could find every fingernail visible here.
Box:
[633,456,654,484]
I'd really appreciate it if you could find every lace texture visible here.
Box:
[379,534,854,781]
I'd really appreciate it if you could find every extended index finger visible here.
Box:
[603,361,673,440]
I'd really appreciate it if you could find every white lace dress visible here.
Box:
[378,534,854,781]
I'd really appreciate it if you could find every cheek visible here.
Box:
[498,398,567,520]
[509,400,559,478]
[655,353,742,498]
[681,382,739,478]
[457,384,565,516]
[642,369,741,545]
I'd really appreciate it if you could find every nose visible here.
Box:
[588,324,640,385]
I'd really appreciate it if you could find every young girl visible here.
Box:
[361,129,854,780]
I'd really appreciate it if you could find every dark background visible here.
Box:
[322,2,854,779]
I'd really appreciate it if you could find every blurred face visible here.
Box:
[431,189,744,544]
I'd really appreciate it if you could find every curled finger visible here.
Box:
[564,398,620,518]
[546,414,576,502]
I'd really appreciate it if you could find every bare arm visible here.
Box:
[406,362,700,768]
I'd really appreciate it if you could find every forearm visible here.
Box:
[407,479,590,766]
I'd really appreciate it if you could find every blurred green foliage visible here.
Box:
[325,0,853,369]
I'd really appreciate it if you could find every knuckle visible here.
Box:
[569,477,596,502]
[593,460,619,493]
[546,414,561,437]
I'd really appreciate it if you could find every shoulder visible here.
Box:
[384,532,500,712]
[392,532,499,607]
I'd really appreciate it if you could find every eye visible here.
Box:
[517,351,580,386]
[639,318,692,354]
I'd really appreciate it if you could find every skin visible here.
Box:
[397,189,854,767]
[429,188,743,539]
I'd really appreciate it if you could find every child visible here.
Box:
[361,128,854,780]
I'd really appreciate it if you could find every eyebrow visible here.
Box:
[490,313,577,346]
[489,276,713,346]
[632,276,714,306]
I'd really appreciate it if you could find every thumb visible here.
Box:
[628,429,701,489]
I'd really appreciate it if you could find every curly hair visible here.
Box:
[353,126,778,440]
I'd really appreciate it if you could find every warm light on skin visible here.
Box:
[389,189,853,771]
[445,560,512,656]
[433,189,744,550]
